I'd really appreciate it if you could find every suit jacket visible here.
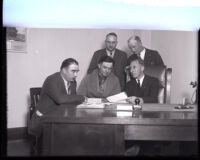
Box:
[78,69,121,98]
[87,48,128,90]
[127,48,164,67]
[36,72,85,114]
[125,75,159,103]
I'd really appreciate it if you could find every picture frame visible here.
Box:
[6,27,27,53]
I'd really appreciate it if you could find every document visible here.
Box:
[116,104,133,110]
[106,92,128,103]
[77,98,105,109]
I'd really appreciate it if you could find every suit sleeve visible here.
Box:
[77,75,88,97]
[155,51,164,66]
[124,82,131,97]
[87,52,98,74]
[43,77,85,104]
[143,78,159,103]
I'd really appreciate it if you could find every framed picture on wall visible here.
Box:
[6,27,27,53]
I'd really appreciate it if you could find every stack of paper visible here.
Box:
[107,92,128,103]
[116,104,133,110]
[77,98,104,109]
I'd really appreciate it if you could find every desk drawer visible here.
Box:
[125,125,197,141]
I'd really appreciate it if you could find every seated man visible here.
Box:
[125,57,159,104]
[124,57,161,156]
[78,55,121,98]
[28,58,86,138]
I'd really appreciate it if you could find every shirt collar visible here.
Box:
[140,48,146,60]
[137,74,145,86]
[106,49,115,58]
[61,73,70,86]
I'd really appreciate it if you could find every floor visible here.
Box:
[7,139,198,157]
[7,139,32,156]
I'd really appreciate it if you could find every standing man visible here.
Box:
[87,32,127,90]
[125,57,159,104]
[28,58,86,138]
[78,56,121,98]
[127,35,164,67]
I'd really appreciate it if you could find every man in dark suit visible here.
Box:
[127,35,164,67]
[124,57,160,156]
[125,57,159,104]
[87,32,127,90]
[28,58,86,138]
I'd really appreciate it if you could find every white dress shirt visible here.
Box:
[139,48,146,60]
[106,49,115,58]
[61,74,71,94]
[136,74,145,87]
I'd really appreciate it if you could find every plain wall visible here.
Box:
[7,28,198,128]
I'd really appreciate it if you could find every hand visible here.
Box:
[102,98,109,103]
[84,96,88,103]
[36,110,43,117]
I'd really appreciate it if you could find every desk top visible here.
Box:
[43,103,197,126]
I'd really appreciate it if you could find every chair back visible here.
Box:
[144,65,172,103]
[125,65,172,103]
[30,87,42,119]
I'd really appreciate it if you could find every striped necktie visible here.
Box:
[67,81,71,95]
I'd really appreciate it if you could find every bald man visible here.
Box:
[127,35,164,67]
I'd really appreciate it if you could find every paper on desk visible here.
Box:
[86,98,102,104]
[116,104,133,110]
[77,103,105,109]
[107,92,128,103]
[77,98,104,109]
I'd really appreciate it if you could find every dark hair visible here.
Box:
[128,35,142,43]
[130,57,144,66]
[60,58,78,70]
[98,55,115,65]
[106,32,117,39]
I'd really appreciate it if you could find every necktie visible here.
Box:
[137,79,140,88]
[110,51,113,57]
[99,75,106,93]
[136,79,140,97]
[67,82,71,95]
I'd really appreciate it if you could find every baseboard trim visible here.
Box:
[7,127,28,140]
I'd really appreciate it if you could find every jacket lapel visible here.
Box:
[140,75,148,92]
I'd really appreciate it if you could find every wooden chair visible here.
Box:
[29,87,42,156]
[30,87,42,119]
[125,65,172,104]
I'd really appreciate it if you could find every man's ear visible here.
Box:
[141,65,144,72]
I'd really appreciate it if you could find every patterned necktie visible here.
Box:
[99,75,106,93]
[67,81,71,95]
[110,51,113,57]
[136,79,140,97]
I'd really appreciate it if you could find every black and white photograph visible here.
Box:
[6,27,27,53]
[6,28,198,157]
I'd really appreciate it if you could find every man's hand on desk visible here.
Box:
[84,96,88,103]
[36,110,43,117]
[126,96,144,105]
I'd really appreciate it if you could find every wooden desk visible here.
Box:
[41,103,197,156]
